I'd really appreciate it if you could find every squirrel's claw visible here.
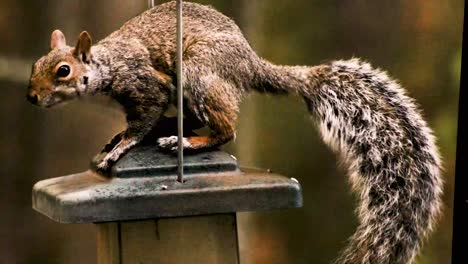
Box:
[91,161,112,177]
[91,152,114,175]
[96,160,109,170]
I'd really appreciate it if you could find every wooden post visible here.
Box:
[97,214,239,264]
[32,121,302,263]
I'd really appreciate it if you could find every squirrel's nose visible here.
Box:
[26,93,39,104]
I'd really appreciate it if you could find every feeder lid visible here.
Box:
[32,145,303,224]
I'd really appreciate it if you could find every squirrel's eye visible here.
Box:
[56,65,71,78]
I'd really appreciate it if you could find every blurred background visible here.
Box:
[0,0,463,263]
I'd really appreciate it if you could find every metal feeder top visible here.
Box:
[32,145,303,224]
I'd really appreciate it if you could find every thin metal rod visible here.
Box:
[148,0,155,8]
[176,0,184,183]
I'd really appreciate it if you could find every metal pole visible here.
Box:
[148,0,155,8]
[176,0,184,183]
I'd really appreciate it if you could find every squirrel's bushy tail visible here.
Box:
[253,58,443,264]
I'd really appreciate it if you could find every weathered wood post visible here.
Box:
[32,119,303,264]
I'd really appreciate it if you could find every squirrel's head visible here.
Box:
[27,30,93,107]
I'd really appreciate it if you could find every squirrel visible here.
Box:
[26,1,442,264]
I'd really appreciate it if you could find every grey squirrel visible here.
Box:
[26,1,442,263]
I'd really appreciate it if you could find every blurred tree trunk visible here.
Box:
[223,1,292,264]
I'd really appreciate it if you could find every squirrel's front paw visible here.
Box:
[94,160,111,175]
[92,154,116,175]
[157,136,192,152]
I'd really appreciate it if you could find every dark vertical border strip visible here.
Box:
[452,1,467,263]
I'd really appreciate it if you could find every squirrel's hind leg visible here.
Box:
[157,74,240,152]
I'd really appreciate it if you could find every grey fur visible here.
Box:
[27,2,442,263]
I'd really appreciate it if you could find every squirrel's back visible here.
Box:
[101,1,258,89]
[105,1,245,54]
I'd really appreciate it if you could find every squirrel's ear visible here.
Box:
[73,31,92,63]
[50,29,66,50]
